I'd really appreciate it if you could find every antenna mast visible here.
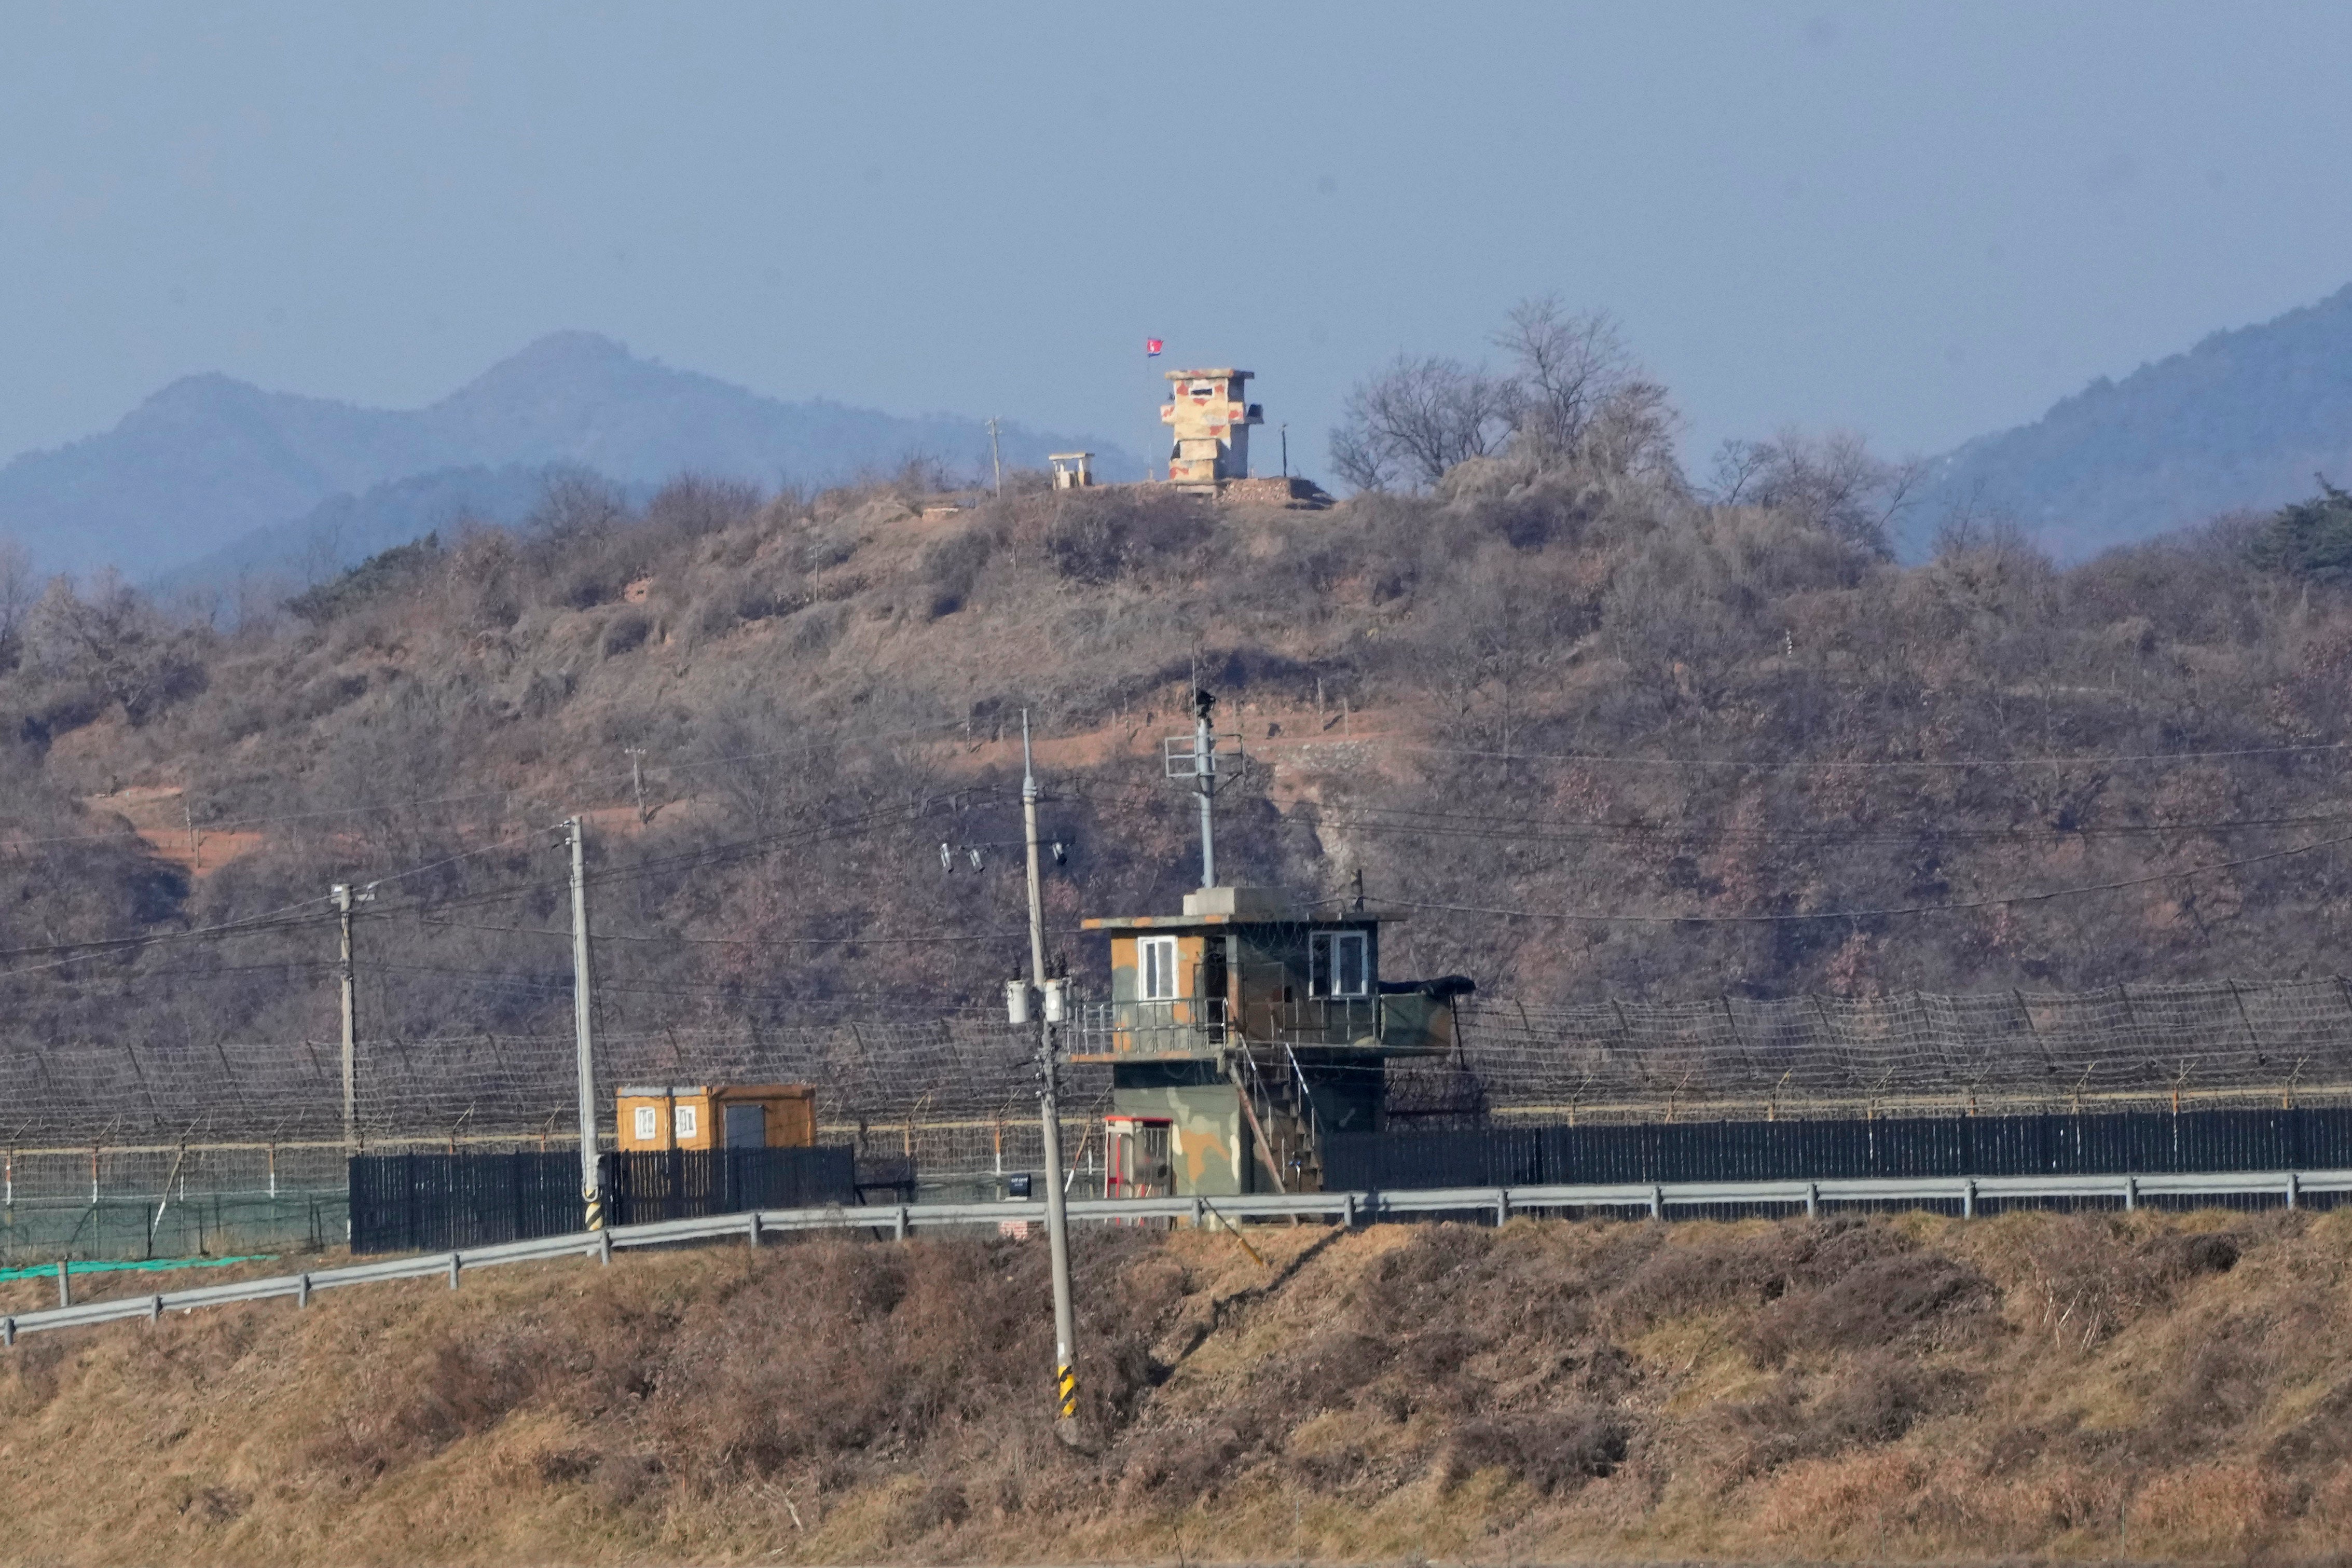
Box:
[1164,689,1239,890]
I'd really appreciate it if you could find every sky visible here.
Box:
[6,1,2352,485]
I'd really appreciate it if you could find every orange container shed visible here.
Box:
[615,1083,816,1152]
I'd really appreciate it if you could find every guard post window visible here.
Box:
[1310,931,1368,997]
[1138,936,1180,1001]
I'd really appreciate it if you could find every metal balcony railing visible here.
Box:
[1071,995,1229,1057]
[1071,992,1453,1057]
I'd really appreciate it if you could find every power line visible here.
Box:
[1386,828,2352,927]
[1312,801,2352,847]
[1255,732,2352,772]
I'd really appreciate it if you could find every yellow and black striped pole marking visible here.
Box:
[1056,1362,1079,1422]
[584,1185,606,1232]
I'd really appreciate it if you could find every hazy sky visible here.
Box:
[7,1,2352,484]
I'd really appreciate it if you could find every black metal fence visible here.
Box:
[350,1147,858,1254]
[1324,1106,2352,1192]
[603,1147,856,1227]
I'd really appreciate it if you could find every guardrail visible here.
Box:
[6,1167,2344,1347]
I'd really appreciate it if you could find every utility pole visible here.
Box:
[624,746,651,825]
[566,817,604,1230]
[1192,689,1218,887]
[1280,423,1289,478]
[334,883,358,1154]
[987,418,1005,498]
[1023,712,1081,1441]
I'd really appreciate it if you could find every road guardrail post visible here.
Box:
[448,1253,461,1289]
[748,1211,763,1248]
[1805,1182,1819,1218]
[599,1229,613,1266]
[297,1273,311,1309]
[1650,1185,1663,1219]
[2288,1172,2301,1210]
[2123,1176,2137,1212]
[1963,1179,1976,1219]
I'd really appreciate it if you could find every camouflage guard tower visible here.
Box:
[1161,368,1264,491]
[1070,886,1473,1195]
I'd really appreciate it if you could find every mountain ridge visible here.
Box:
[0,333,1140,582]
[1908,281,2352,559]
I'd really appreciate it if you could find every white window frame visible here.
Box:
[1138,936,1180,1001]
[633,1105,659,1143]
[674,1103,699,1141]
[1310,931,1369,998]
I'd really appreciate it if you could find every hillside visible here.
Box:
[8,438,2352,1093]
[0,332,1140,582]
[4,1209,2349,1563]
[1910,281,2352,560]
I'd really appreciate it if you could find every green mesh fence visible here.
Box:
[0,1191,346,1266]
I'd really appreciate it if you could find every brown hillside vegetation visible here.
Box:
[5,1211,2352,1564]
[8,433,2352,1063]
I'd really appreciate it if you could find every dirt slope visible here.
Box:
[5,1208,2352,1564]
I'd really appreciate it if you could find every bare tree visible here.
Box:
[1333,298,1676,491]
[0,538,33,671]
[1708,429,1920,557]
[1492,296,1633,453]
[24,570,203,723]
[1330,355,1517,491]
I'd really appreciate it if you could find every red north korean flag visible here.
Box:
[1146,338,1163,356]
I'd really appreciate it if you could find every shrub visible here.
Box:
[1449,1407,1628,1493]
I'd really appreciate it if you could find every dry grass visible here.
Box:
[5,1208,2352,1564]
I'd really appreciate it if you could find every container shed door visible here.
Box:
[723,1103,767,1149]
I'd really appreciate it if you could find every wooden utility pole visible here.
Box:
[332,882,367,1153]
[1022,712,1080,1441]
[988,418,1005,497]
[567,818,604,1229]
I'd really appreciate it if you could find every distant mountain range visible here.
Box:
[1908,283,2352,560]
[0,332,1141,586]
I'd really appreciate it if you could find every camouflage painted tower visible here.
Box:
[1161,368,1264,491]
[1071,886,1473,1198]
